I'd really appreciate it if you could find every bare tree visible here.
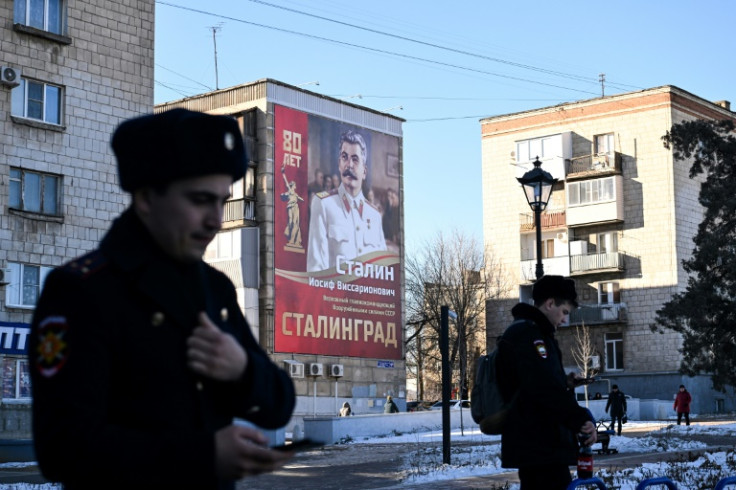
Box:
[405,229,511,401]
[571,322,598,405]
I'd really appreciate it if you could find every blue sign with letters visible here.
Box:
[376,360,394,369]
[0,322,31,355]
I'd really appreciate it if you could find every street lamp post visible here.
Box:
[517,157,558,280]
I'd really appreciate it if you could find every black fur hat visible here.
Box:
[112,108,247,192]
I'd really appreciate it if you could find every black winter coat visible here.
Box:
[29,209,296,490]
[496,303,593,469]
[605,390,627,417]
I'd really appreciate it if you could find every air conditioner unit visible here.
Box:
[556,232,568,242]
[330,364,344,377]
[283,360,304,379]
[0,268,12,286]
[0,66,21,87]
[308,363,323,377]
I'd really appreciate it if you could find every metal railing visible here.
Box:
[224,198,256,222]
[569,303,626,325]
[570,252,623,273]
[519,210,566,231]
[567,152,621,175]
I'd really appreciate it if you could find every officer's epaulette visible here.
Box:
[314,190,337,199]
[62,250,109,278]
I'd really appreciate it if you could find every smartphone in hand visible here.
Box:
[271,438,325,452]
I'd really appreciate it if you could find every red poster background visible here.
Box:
[273,105,402,360]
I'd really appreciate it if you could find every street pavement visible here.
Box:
[2,420,734,489]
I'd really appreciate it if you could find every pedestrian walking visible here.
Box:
[496,275,597,489]
[605,384,627,435]
[384,395,399,413]
[674,384,692,426]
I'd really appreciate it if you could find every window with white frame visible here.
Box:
[541,238,554,259]
[567,177,615,206]
[11,78,62,124]
[594,133,615,155]
[9,167,61,215]
[598,282,620,304]
[5,262,54,308]
[516,135,562,163]
[596,232,618,253]
[13,0,65,35]
[605,332,623,370]
[2,357,31,400]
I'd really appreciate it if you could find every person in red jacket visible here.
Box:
[674,385,692,426]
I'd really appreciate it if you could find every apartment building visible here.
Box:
[0,0,154,435]
[481,85,736,414]
[157,80,405,429]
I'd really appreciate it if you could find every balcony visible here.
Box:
[570,252,624,274]
[568,303,627,326]
[520,256,571,281]
[224,198,256,223]
[519,210,566,232]
[566,152,621,177]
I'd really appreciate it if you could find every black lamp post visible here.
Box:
[517,157,558,280]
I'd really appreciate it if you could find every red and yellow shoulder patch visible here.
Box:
[533,340,548,359]
[35,316,70,378]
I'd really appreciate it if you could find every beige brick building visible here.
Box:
[481,86,736,413]
[0,0,153,435]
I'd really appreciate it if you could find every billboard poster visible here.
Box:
[274,104,402,359]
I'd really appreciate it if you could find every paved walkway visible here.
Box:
[2,420,734,489]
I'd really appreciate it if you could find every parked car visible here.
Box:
[430,400,471,411]
[406,400,434,412]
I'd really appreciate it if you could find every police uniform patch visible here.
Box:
[36,316,70,377]
[534,340,548,359]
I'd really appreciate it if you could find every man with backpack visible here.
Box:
[496,275,597,489]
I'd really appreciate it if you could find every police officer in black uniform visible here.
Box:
[496,275,597,489]
[29,109,296,490]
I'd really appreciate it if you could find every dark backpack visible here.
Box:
[470,348,516,435]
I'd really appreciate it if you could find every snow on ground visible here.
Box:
[346,420,736,489]
[2,421,734,489]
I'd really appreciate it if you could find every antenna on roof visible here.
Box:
[209,24,223,90]
[599,73,606,97]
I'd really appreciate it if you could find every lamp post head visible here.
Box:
[516,157,557,211]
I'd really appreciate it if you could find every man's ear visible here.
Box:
[542,298,556,311]
[132,188,154,216]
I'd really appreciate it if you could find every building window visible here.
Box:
[9,167,60,215]
[2,358,31,401]
[541,238,554,259]
[605,332,623,370]
[14,0,65,35]
[515,135,561,163]
[4,262,53,308]
[598,282,620,304]
[11,78,62,124]
[594,133,615,155]
[567,177,615,206]
[596,232,618,253]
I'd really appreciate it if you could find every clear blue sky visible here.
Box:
[154,0,736,254]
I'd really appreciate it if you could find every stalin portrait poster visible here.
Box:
[274,105,402,360]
